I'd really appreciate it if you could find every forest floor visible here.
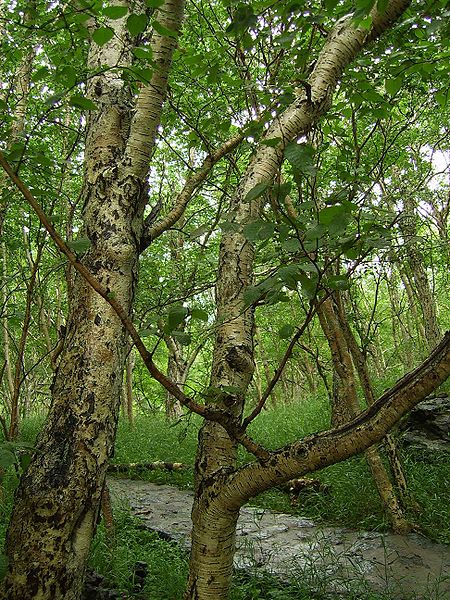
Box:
[108,478,450,600]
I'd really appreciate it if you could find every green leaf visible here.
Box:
[243,220,275,242]
[7,142,26,161]
[385,77,402,96]
[19,453,32,472]
[260,137,282,147]
[146,0,165,6]
[305,223,327,240]
[45,93,64,107]
[243,285,264,306]
[273,182,292,202]
[284,142,316,176]
[92,26,114,45]
[58,65,77,88]
[139,327,158,337]
[326,274,350,290]
[278,265,302,289]
[298,274,318,299]
[376,0,388,12]
[32,66,50,82]
[244,183,269,202]
[282,238,301,253]
[133,47,153,61]
[318,204,354,226]
[171,331,191,345]
[298,262,318,273]
[130,67,153,84]
[220,221,240,233]
[152,19,178,38]
[0,449,16,469]
[127,13,147,36]
[165,305,188,333]
[353,0,375,21]
[67,237,92,253]
[191,308,208,322]
[279,324,295,339]
[69,95,98,111]
[435,89,448,108]
[103,5,128,19]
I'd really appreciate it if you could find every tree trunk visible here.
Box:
[1,1,184,597]
[318,296,410,533]
[399,194,442,352]
[124,347,135,427]
[186,4,414,597]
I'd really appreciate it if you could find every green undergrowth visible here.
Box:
[88,507,434,600]
[111,406,450,544]
[0,400,448,598]
[89,507,189,599]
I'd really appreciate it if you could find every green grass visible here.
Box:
[1,400,449,598]
[88,507,189,599]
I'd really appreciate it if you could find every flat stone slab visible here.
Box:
[108,479,450,599]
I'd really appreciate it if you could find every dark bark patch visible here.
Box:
[94,314,101,326]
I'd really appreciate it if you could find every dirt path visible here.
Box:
[108,478,450,599]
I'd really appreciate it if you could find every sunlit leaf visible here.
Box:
[191,308,208,322]
[133,47,153,61]
[152,19,178,38]
[67,237,92,253]
[284,143,316,176]
[69,95,98,111]
[260,137,282,147]
[385,77,402,96]
[103,5,128,19]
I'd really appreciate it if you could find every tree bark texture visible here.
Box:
[1,1,184,598]
[318,296,410,533]
[399,195,442,352]
[185,2,412,598]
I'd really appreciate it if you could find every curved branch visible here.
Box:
[225,332,450,509]
[0,151,271,460]
[0,151,211,420]
[140,131,245,250]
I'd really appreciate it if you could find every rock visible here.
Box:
[401,395,450,457]
[81,570,123,599]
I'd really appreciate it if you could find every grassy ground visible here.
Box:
[1,400,449,598]
[112,403,450,542]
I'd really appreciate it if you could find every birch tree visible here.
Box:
[0,1,449,600]
[1,0,185,597]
